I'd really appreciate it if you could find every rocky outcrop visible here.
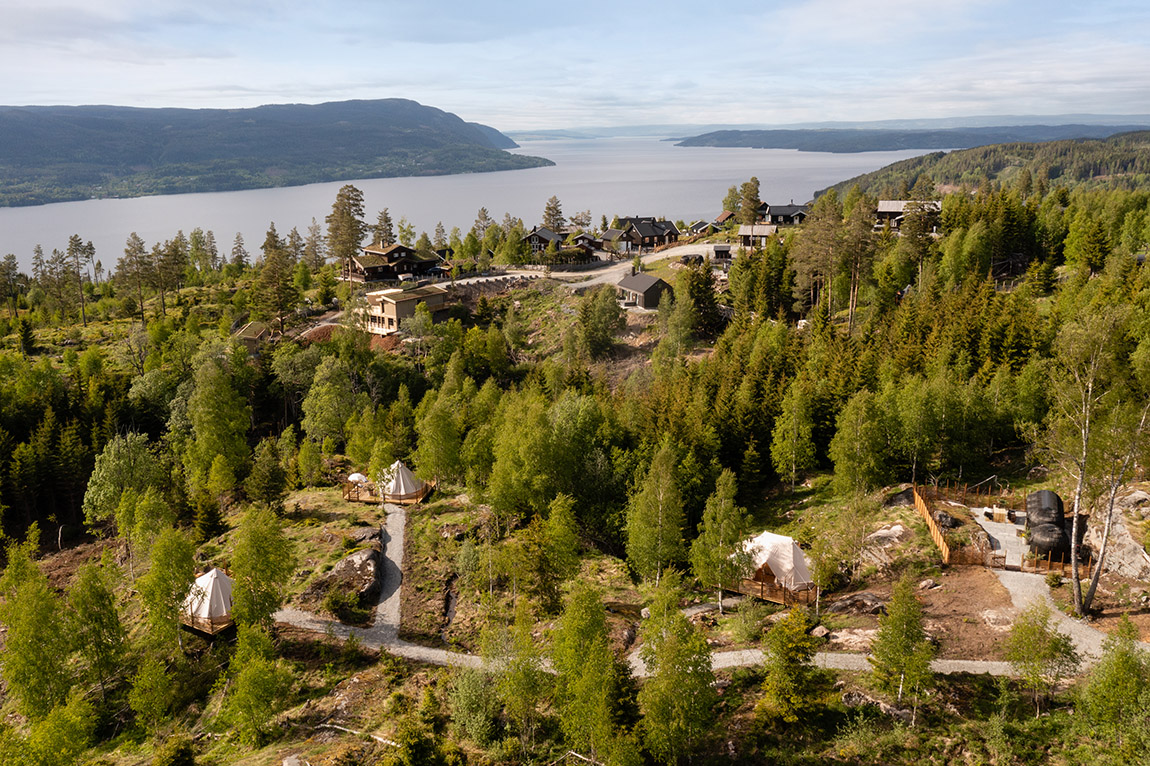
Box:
[842,690,913,724]
[1085,494,1150,581]
[860,524,911,568]
[302,547,382,608]
[826,592,886,615]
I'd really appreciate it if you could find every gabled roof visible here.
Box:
[767,204,809,217]
[617,272,668,294]
[714,211,735,223]
[362,243,416,258]
[627,218,679,239]
[602,228,626,241]
[235,320,270,340]
[523,225,563,243]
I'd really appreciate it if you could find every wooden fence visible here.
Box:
[913,485,951,565]
[914,484,1093,575]
[924,480,1023,512]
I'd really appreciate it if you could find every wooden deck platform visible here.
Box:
[732,578,818,607]
[342,480,435,505]
[180,616,234,636]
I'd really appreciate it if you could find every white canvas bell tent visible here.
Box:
[180,568,234,634]
[381,460,429,502]
[742,531,814,591]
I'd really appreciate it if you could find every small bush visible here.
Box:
[323,587,369,623]
[152,735,196,766]
[731,601,770,644]
[1045,572,1063,588]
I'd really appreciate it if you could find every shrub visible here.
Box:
[152,735,196,766]
[730,601,770,644]
[1045,572,1063,588]
[448,668,499,745]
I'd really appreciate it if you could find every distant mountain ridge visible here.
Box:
[675,124,1150,153]
[0,99,552,207]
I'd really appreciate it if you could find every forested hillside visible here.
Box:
[1,158,1150,763]
[675,123,1145,152]
[0,99,552,207]
[820,129,1150,198]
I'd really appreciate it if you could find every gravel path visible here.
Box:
[970,509,1150,662]
[275,500,1131,680]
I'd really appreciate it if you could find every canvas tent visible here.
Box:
[181,568,234,634]
[381,460,430,503]
[742,531,814,591]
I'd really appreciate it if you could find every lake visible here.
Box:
[0,137,928,271]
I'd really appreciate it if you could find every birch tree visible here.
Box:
[627,441,685,585]
[689,469,752,613]
[1042,306,1128,615]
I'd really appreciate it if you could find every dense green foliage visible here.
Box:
[822,129,1150,197]
[2,148,1150,763]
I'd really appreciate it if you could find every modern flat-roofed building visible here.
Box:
[360,285,453,335]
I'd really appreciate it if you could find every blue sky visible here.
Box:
[3,0,1150,130]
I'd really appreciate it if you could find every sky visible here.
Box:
[3,0,1150,131]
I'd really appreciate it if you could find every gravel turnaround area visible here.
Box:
[970,509,1150,662]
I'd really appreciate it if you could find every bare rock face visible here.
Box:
[884,487,915,507]
[860,524,911,568]
[1085,502,1150,581]
[828,628,877,651]
[330,547,382,604]
[826,592,886,615]
[346,526,382,544]
[842,690,913,724]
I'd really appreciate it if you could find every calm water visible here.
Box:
[0,138,927,271]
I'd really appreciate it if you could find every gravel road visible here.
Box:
[276,500,1046,679]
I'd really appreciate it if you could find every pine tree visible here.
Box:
[374,208,395,246]
[304,217,327,270]
[758,608,818,722]
[253,228,299,332]
[543,195,565,231]
[119,232,150,326]
[738,176,761,225]
[771,380,817,488]
[230,232,249,271]
[326,184,368,277]
[245,438,288,515]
